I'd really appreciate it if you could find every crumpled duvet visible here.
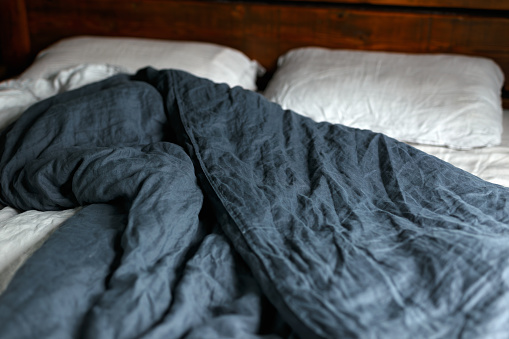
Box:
[0,68,508,338]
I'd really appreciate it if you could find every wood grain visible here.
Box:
[1,0,508,105]
[281,0,509,11]
[0,0,31,77]
[21,1,509,91]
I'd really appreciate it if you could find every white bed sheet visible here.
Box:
[0,68,508,293]
[0,208,78,292]
[410,109,509,188]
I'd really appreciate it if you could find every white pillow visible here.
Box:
[264,47,504,149]
[20,36,263,90]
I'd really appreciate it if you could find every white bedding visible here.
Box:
[0,64,125,131]
[0,208,78,292]
[411,109,509,188]
[0,65,508,294]
[19,36,263,91]
[264,47,504,150]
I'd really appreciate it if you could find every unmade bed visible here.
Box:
[1,1,509,338]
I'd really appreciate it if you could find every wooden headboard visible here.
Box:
[1,0,509,106]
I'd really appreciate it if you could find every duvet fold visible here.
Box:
[0,68,508,338]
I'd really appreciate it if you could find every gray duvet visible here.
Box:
[0,68,508,338]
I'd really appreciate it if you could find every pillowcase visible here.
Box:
[19,36,263,90]
[264,47,504,149]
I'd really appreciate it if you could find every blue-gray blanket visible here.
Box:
[1,69,509,338]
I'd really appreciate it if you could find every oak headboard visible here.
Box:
[1,0,509,105]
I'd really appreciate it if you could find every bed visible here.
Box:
[1,0,509,338]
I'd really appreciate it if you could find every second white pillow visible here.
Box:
[264,47,504,149]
